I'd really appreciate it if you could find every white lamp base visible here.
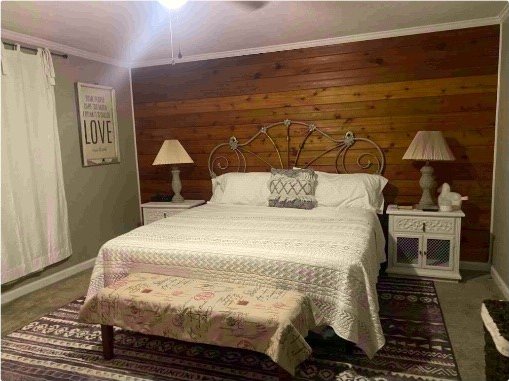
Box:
[171,166,185,203]
[417,162,437,210]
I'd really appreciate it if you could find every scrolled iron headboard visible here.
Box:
[208,119,385,178]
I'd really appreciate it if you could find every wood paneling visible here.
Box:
[132,25,499,263]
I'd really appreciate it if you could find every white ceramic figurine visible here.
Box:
[438,183,467,211]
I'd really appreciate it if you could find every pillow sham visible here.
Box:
[210,172,271,206]
[314,172,388,213]
[209,176,224,203]
[268,168,318,210]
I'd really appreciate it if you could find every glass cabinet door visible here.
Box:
[423,236,453,270]
[394,234,422,267]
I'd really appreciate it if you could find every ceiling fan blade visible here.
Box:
[232,1,269,11]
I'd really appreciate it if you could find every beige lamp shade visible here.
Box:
[152,140,194,165]
[402,131,455,162]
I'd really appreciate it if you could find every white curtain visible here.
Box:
[1,44,72,284]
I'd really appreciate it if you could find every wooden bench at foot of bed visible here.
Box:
[78,272,322,379]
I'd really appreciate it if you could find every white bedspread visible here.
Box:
[84,203,386,357]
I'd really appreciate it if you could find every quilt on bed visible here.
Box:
[82,203,386,358]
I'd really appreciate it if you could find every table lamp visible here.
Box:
[403,131,455,210]
[152,140,194,203]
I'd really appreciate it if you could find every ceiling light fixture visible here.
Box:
[158,0,187,10]
[158,0,186,65]
[169,12,177,65]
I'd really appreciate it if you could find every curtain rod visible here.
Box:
[2,41,68,59]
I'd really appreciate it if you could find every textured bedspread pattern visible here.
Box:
[84,204,386,357]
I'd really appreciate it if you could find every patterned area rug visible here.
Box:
[1,277,460,381]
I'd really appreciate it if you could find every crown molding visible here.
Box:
[1,29,128,67]
[500,2,509,22]
[2,12,504,70]
[131,15,501,68]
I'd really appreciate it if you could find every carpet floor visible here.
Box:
[1,277,459,381]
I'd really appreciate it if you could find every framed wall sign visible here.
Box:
[76,82,120,166]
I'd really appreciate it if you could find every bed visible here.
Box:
[81,120,388,358]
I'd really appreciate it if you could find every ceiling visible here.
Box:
[2,1,507,67]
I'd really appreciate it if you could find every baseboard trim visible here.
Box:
[1,258,96,305]
[491,266,509,300]
[459,261,491,271]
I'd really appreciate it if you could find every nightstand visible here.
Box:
[141,200,205,225]
[386,204,465,282]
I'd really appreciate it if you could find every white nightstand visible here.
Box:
[386,204,465,282]
[141,200,205,225]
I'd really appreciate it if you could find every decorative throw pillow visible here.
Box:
[268,168,318,209]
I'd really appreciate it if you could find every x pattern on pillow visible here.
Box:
[269,177,314,196]
[268,169,318,209]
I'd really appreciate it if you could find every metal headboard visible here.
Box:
[208,119,385,178]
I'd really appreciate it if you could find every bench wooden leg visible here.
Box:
[344,340,356,355]
[101,324,114,360]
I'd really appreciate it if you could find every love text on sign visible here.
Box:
[77,83,120,166]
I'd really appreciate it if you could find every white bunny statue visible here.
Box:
[438,183,467,211]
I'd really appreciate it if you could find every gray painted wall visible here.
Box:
[492,17,509,297]
[2,54,140,292]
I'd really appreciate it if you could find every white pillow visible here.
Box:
[209,172,271,206]
[315,172,388,213]
[209,176,224,203]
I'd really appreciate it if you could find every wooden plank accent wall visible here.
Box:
[132,25,499,263]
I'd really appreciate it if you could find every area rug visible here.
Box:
[1,277,460,381]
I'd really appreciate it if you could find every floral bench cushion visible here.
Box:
[79,272,322,375]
